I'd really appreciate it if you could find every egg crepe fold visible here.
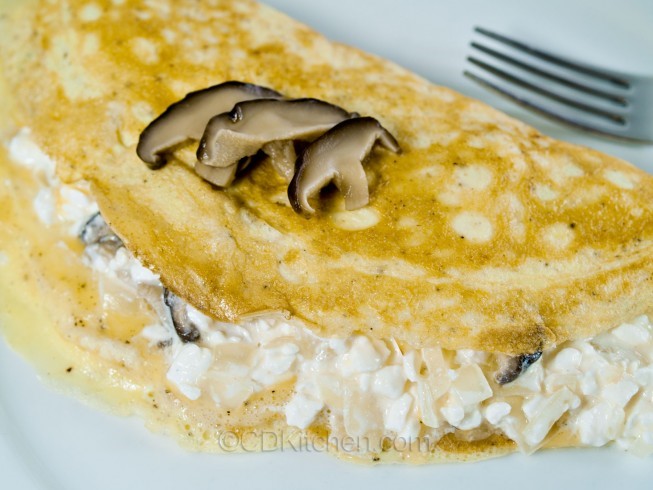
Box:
[3,0,653,355]
[1,0,653,463]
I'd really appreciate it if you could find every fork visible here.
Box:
[463,27,653,143]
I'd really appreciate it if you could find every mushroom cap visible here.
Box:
[136,81,282,169]
[288,117,400,214]
[196,98,352,169]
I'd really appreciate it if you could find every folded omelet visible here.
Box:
[1,0,652,462]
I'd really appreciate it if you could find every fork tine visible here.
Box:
[470,42,627,106]
[474,27,630,88]
[463,70,648,142]
[467,57,626,124]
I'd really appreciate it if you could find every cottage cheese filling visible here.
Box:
[8,129,653,456]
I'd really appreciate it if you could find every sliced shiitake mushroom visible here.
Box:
[136,81,282,169]
[136,82,401,208]
[80,212,123,251]
[194,156,255,187]
[494,351,543,385]
[163,288,201,343]
[196,98,352,173]
[288,117,400,214]
[194,161,239,187]
[195,141,304,186]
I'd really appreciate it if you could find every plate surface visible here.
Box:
[1,0,653,488]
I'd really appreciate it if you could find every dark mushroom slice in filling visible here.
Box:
[163,288,201,343]
[136,81,283,169]
[288,117,401,214]
[494,351,543,385]
[80,212,123,252]
[195,98,353,175]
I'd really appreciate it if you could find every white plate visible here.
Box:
[2,0,653,488]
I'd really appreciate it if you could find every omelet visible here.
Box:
[1,0,652,463]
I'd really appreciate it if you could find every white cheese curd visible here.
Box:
[33,188,57,225]
[11,132,653,456]
[485,402,511,425]
[372,366,407,399]
[286,393,325,429]
[522,388,580,448]
[83,237,653,455]
[9,128,57,180]
[166,343,213,400]
[338,336,390,377]
[10,129,98,233]
[384,392,414,432]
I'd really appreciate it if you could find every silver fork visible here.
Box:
[464,27,653,143]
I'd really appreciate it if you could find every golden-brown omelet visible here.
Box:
[1,0,652,463]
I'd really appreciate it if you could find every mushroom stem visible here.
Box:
[262,140,297,182]
[194,161,239,187]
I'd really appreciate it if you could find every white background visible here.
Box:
[2,0,653,488]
